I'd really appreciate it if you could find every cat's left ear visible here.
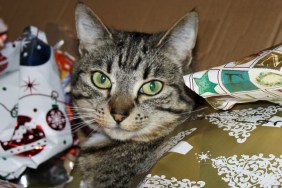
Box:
[75,2,112,55]
[157,10,198,67]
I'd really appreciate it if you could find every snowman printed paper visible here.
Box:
[0,26,72,179]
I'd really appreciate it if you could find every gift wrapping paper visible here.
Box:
[0,18,8,50]
[137,103,282,188]
[0,26,72,179]
[184,44,282,110]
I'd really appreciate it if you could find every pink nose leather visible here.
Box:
[112,113,127,123]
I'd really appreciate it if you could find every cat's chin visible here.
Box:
[102,126,167,142]
[102,127,136,141]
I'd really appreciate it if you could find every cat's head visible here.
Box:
[72,3,198,142]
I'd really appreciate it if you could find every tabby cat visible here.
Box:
[71,2,198,188]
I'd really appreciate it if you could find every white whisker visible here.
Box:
[69,115,94,121]
[69,106,96,110]
[71,118,96,126]
[86,129,97,139]
[72,124,88,133]
[190,106,208,113]
[71,119,97,132]
[70,114,94,118]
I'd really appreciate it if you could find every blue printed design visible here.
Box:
[221,70,258,92]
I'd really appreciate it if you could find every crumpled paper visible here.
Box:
[0,179,23,188]
[0,18,8,50]
[184,44,282,110]
[0,26,72,180]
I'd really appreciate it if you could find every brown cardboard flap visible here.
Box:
[1,0,282,71]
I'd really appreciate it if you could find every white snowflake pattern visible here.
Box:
[196,151,211,162]
[138,174,206,188]
[47,109,66,130]
[205,106,282,143]
[197,152,282,188]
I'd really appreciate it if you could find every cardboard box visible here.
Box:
[1,0,282,71]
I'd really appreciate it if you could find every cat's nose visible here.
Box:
[109,95,133,124]
[110,109,129,124]
[112,113,127,124]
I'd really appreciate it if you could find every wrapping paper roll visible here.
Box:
[184,44,282,110]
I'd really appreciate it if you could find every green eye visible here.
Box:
[91,71,111,89]
[140,80,163,96]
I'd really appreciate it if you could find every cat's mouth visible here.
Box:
[91,121,136,134]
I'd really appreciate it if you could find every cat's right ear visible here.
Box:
[75,3,112,55]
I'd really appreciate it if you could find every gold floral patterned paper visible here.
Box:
[138,102,282,188]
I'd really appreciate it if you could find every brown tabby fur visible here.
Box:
[71,2,198,187]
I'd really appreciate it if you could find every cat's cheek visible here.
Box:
[73,99,92,109]
[118,117,145,132]
[95,119,112,129]
[87,124,103,133]
[95,114,118,129]
[120,124,141,132]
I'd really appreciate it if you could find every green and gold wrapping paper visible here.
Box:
[183,45,282,110]
[138,102,282,187]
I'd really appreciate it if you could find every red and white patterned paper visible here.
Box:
[0,26,72,179]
